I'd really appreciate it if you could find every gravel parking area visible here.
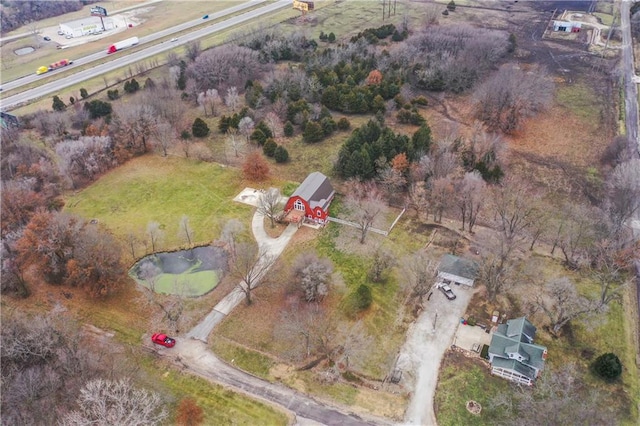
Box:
[396,283,475,425]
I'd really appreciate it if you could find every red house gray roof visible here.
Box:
[291,172,335,210]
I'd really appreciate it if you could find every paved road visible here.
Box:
[167,339,391,426]
[0,0,290,110]
[621,0,640,158]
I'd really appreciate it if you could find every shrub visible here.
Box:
[69,96,75,105]
[84,100,112,119]
[144,78,156,90]
[263,138,277,157]
[242,151,269,181]
[80,88,89,99]
[354,284,372,311]
[447,0,456,11]
[180,130,191,140]
[328,32,336,43]
[411,96,429,106]
[107,89,119,100]
[320,117,336,136]
[123,78,140,94]
[192,117,210,138]
[274,146,289,163]
[337,117,351,130]
[593,353,622,381]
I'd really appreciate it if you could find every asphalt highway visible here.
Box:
[0,0,290,110]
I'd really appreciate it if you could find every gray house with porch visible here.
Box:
[488,317,548,385]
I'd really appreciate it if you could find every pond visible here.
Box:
[129,245,228,296]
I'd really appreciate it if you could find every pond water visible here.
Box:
[15,46,35,55]
[130,245,228,296]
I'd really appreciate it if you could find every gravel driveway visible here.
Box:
[396,284,474,425]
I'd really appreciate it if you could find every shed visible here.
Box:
[436,254,478,287]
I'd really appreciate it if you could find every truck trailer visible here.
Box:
[36,59,73,75]
[106,36,139,54]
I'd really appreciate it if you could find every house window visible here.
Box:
[316,210,321,217]
[294,199,305,211]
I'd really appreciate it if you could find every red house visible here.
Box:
[284,172,335,225]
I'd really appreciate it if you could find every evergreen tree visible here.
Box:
[284,121,294,137]
[447,0,456,11]
[250,128,267,145]
[337,117,351,130]
[79,88,89,99]
[320,117,336,136]
[303,121,324,143]
[192,117,210,138]
[52,95,66,111]
[84,100,112,118]
[263,138,277,157]
[593,353,623,381]
[411,124,432,158]
[274,146,289,163]
[321,86,340,110]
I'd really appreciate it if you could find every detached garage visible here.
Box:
[436,254,478,287]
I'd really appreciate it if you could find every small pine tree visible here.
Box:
[274,146,289,163]
[283,121,294,137]
[263,138,277,157]
[508,33,517,53]
[447,0,456,11]
[593,353,622,381]
[69,96,75,105]
[80,88,89,99]
[355,284,372,310]
[181,130,191,139]
[302,121,324,143]
[328,32,336,43]
[192,117,210,138]
[107,89,119,100]
[250,128,267,146]
[52,95,66,111]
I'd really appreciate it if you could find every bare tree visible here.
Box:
[605,158,640,235]
[61,378,167,426]
[429,176,455,223]
[238,116,255,142]
[276,302,331,361]
[402,252,435,305]
[293,253,333,302]
[146,221,164,253]
[221,219,244,258]
[185,40,201,62]
[551,204,597,269]
[473,65,554,134]
[225,86,240,112]
[478,249,514,302]
[368,245,396,283]
[532,277,596,337]
[344,181,388,244]
[489,176,541,252]
[178,215,194,246]
[264,111,283,139]
[257,188,283,228]
[226,127,244,157]
[456,171,486,233]
[230,243,276,305]
[153,121,175,157]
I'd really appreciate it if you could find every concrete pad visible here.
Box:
[454,322,492,354]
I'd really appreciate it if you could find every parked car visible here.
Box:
[151,333,176,348]
[438,284,456,300]
[43,36,51,41]
[170,37,178,42]
[202,14,209,19]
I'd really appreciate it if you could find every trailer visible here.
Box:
[36,59,73,75]
[106,36,139,54]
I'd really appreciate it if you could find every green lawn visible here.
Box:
[65,155,253,255]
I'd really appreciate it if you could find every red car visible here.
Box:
[151,333,176,348]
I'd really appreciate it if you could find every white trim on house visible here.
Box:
[437,271,474,287]
[491,367,533,386]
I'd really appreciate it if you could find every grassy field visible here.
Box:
[65,155,254,253]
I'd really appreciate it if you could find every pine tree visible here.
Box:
[52,95,66,111]
[192,117,210,138]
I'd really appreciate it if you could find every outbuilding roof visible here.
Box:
[291,172,335,210]
[437,254,478,280]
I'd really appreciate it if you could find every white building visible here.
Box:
[59,16,114,38]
